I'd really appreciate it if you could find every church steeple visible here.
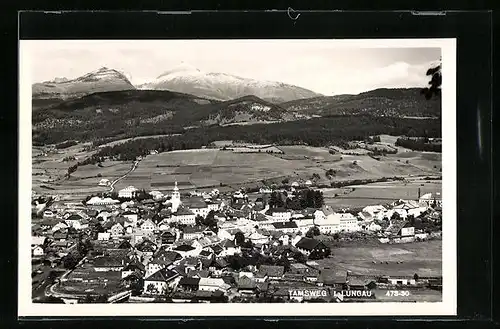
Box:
[171,181,181,212]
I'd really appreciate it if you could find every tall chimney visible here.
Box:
[418,188,421,199]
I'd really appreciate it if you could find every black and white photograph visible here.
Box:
[19,39,456,316]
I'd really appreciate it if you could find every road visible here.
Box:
[109,160,140,193]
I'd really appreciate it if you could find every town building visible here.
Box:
[118,186,139,199]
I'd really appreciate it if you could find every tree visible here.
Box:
[282,178,289,185]
[421,62,442,100]
[234,231,245,246]
[306,226,320,238]
[413,273,419,281]
[62,253,78,269]
[195,215,204,226]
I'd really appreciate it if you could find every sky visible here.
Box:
[24,40,441,95]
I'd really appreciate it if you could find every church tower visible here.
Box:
[171,181,181,212]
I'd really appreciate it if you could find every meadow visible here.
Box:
[315,239,442,277]
[32,141,442,200]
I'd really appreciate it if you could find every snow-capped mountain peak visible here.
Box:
[141,66,322,103]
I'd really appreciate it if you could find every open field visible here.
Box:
[316,239,442,277]
[322,179,441,209]
[33,143,441,198]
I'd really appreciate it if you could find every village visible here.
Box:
[31,180,443,304]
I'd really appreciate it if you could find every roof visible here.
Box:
[179,277,200,286]
[174,244,195,252]
[385,220,409,235]
[32,236,46,245]
[92,256,124,267]
[220,239,236,248]
[198,277,228,288]
[272,221,298,229]
[146,268,180,282]
[183,226,205,234]
[259,265,285,277]
[295,237,322,251]
[66,214,83,221]
[270,207,289,214]
[174,207,195,216]
[237,276,257,289]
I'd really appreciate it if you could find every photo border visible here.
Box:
[19,38,456,317]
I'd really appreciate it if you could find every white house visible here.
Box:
[32,245,44,257]
[419,192,442,207]
[42,209,55,219]
[270,208,292,221]
[172,208,196,226]
[198,277,231,292]
[98,178,110,186]
[122,211,138,223]
[118,186,139,199]
[338,213,360,232]
[97,232,111,241]
[87,196,119,206]
[149,191,164,200]
[140,219,157,232]
[143,268,180,295]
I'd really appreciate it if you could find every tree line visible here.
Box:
[395,137,442,152]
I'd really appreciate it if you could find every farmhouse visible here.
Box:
[98,179,110,186]
[118,186,139,199]
[143,268,180,295]
[295,237,329,257]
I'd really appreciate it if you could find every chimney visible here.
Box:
[418,188,421,199]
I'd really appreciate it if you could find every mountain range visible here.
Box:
[32,67,136,101]
[32,64,321,104]
[138,63,321,103]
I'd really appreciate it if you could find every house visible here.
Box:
[122,211,138,223]
[97,232,111,241]
[338,213,360,232]
[98,178,110,186]
[271,221,299,234]
[121,261,146,279]
[53,231,68,242]
[109,222,124,237]
[361,205,387,219]
[160,231,177,245]
[385,221,415,238]
[51,221,68,232]
[182,226,205,240]
[32,245,44,257]
[248,231,269,244]
[140,219,157,232]
[143,268,181,295]
[178,277,201,292]
[42,209,56,219]
[295,237,329,258]
[172,207,196,226]
[317,268,348,289]
[173,244,200,258]
[86,196,120,206]
[419,192,442,207]
[269,208,292,221]
[237,275,258,295]
[387,276,417,286]
[32,236,47,247]
[258,265,285,280]
[219,239,241,257]
[347,277,376,290]
[145,258,174,278]
[118,186,139,199]
[185,199,210,218]
[136,239,158,255]
[198,277,231,292]
[149,190,164,200]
